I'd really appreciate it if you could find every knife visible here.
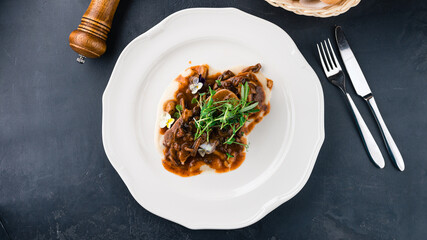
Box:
[335,26,405,171]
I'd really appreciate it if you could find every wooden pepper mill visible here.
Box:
[69,0,121,63]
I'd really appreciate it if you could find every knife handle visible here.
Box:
[345,93,385,168]
[366,97,405,171]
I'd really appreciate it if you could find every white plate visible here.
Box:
[102,8,324,229]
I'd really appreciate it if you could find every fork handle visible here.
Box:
[366,97,405,171]
[345,93,385,168]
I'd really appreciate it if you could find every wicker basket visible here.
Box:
[265,0,361,18]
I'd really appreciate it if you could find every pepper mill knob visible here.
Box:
[76,54,86,64]
[69,0,120,63]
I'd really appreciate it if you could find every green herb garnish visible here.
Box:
[215,76,223,87]
[175,104,183,117]
[193,82,256,148]
[173,112,180,119]
[226,153,234,160]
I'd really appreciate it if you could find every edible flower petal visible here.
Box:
[166,118,175,128]
[198,74,206,84]
[190,82,203,94]
[198,142,215,157]
[192,76,199,85]
[189,75,204,94]
[159,112,174,129]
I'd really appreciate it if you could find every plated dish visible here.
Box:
[102,8,324,229]
[155,64,273,176]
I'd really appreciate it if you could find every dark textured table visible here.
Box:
[1,0,426,239]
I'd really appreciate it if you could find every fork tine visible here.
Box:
[317,44,328,74]
[328,38,341,69]
[320,41,331,71]
[324,40,336,69]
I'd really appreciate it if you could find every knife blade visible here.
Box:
[335,26,372,98]
[335,26,405,171]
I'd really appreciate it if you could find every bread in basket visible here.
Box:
[265,0,361,18]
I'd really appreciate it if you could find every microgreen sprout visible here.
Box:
[215,76,222,87]
[193,82,258,148]
[175,104,183,116]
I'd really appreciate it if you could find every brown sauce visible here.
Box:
[159,64,272,177]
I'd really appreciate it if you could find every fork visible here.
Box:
[317,39,385,169]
